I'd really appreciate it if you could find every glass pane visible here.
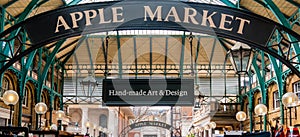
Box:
[100,114,107,128]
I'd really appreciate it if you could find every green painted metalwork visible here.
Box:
[150,37,153,77]
[220,0,237,8]
[37,40,64,102]
[252,52,267,131]
[194,36,201,84]
[269,55,285,124]
[2,0,39,55]
[262,0,300,62]
[268,31,285,124]
[179,32,186,78]
[133,37,138,78]
[117,31,123,78]
[101,37,108,78]
[221,0,300,128]
[36,0,49,8]
[209,39,217,70]
[223,54,228,96]
[58,39,79,53]
[222,2,299,126]
[247,70,254,133]
[261,51,267,131]
[238,74,242,104]
[288,9,300,27]
[209,38,217,97]
[287,0,300,8]
[0,7,4,35]
[43,86,60,96]
[49,63,55,125]
[85,39,94,70]
[17,32,37,126]
[0,7,5,87]
[3,0,18,8]
[164,37,168,77]
[60,67,65,110]
[65,0,82,7]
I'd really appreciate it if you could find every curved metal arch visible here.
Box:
[0,0,300,78]
[119,121,173,137]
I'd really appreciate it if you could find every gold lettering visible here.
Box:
[112,7,124,23]
[219,13,233,31]
[165,7,181,22]
[98,9,111,24]
[70,12,83,28]
[144,6,162,21]
[235,17,251,34]
[201,10,217,28]
[84,10,97,26]
[55,16,70,33]
[183,7,199,24]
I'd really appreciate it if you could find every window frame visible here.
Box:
[22,88,28,107]
[1,77,9,97]
[273,91,280,109]
[257,97,262,104]
[99,114,107,128]
[293,81,300,100]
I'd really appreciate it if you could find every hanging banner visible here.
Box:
[23,0,275,46]
[102,79,194,106]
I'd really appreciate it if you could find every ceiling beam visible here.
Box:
[219,0,237,8]
[287,0,300,8]
[3,0,18,8]
[85,38,94,70]
[64,0,81,7]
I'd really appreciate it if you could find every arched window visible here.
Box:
[1,77,9,96]
[293,81,300,100]
[22,87,28,107]
[99,114,107,128]
[273,91,280,109]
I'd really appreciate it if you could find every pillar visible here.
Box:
[81,107,89,135]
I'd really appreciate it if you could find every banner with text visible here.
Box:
[23,0,276,46]
[102,79,194,106]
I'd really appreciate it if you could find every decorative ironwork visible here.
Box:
[64,64,235,74]
[0,1,299,78]
[63,95,102,104]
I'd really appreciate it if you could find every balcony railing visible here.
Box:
[194,96,240,121]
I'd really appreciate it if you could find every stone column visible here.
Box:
[81,107,89,135]
[108,108,118,137]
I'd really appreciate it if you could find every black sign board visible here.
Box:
[102,79,194,106]
[24,0,275,46]
[129,121,172,130]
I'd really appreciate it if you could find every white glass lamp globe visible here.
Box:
[103,128,108,133]
[35,102,48,114]
[236,111,247,122]
[98,126,103,131]
[204,124,210,130]
[86,121,93,128]
[282,92,299,107]
[194,127,200,133]
[209,122,217,129]
[199,127,204,132]
[55,110,65,120]
[254,104,268,116]
[3,90,19,105]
